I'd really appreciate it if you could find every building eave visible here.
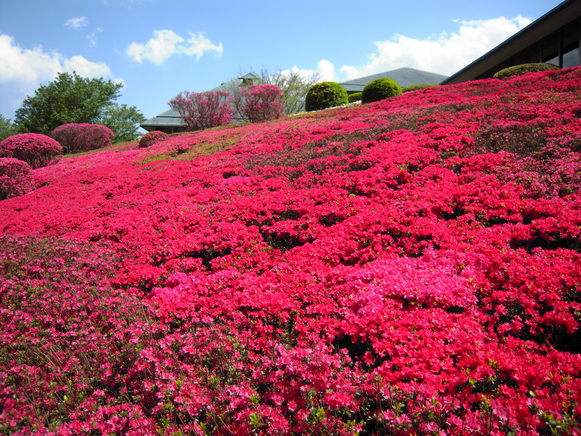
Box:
[443,0,581,84]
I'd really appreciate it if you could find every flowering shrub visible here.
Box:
[0,158,33,199]
[50,123,114,154]
[139,130,169,148]
[0,67,580,434]
[238,84,285,122]
[169,90,233,130]
[0,133,62,168]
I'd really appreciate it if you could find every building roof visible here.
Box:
[140,109,186,130]
[239,72,260,81]
[339,67,448,92]
[442,0,581,84]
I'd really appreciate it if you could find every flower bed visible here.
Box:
[0,67,580,434]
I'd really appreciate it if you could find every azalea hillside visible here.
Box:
[1,67,580,434]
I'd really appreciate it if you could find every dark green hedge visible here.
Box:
[348,92,362,103]
[305,82,348,112]
[402,83,438,93]
[493,63,559,79]
[361,78,402,103]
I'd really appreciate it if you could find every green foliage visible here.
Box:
[14,72,144,141]
[260,69,319,114]
[305,82,348,112]
[493,63,559,79]
[361,78,402,103]
[97,103,146,143]
[348,92,362,103]
[15,72,122,134]
[0,115,19,142]
[402,83,438,93]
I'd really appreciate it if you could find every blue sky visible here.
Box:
[0,0,564,121]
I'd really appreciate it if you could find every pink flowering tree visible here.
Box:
[0,158,34,199]
[0,133,62,168]
[236,84,285,123]
[169,91,233,131]
[50,123,114,154]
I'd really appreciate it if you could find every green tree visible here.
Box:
[98,103,145,143]
[14,72,143,140]
[0,115,19,141]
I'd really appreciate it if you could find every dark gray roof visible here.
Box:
[239,72,260,80]
[339,67,448,92]
[141,109,186,129]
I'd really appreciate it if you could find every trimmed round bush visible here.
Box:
[139,131,170,148]
[402,83,438,93]
[0,158,34,200]
[493,63,559,79]
[0,133,62,169]
[348,92,362,103]
[50,123,114,154]
[361,78,402,103]
[305,82,348,112]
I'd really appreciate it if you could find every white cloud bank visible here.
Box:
[281,59,338,83]
[126,30,223,66]
[284,16,532,84]
[65,16,89,28]
[340,16,532,79]
[0,34,118,91]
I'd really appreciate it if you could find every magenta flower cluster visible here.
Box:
[169,90,234,131]
[0,157,33,199]
[0,67,580,434]
[238,84,285,122]
[139,130,170,148]
[50,123,114,154]
[0,133,62,168]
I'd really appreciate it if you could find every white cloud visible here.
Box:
[65,16,89,28]
[340,16,532,79]
[0,34,119,92]
[87,28,103,47]
[126,30,223,66]
[281,59,337,83]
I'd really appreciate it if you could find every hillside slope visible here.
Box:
[1,67,580,434]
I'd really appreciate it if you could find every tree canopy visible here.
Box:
[14,72,144,142]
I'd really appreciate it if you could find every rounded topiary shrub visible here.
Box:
[50,123,114,154]
[348,92,362,103]
[402,83,438,93]
[0,158,34,200]
[139,131,170,148]
[305,82,348,112]
[493,63,559,79]
[361,78,402,103]
[0,133,62,169]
